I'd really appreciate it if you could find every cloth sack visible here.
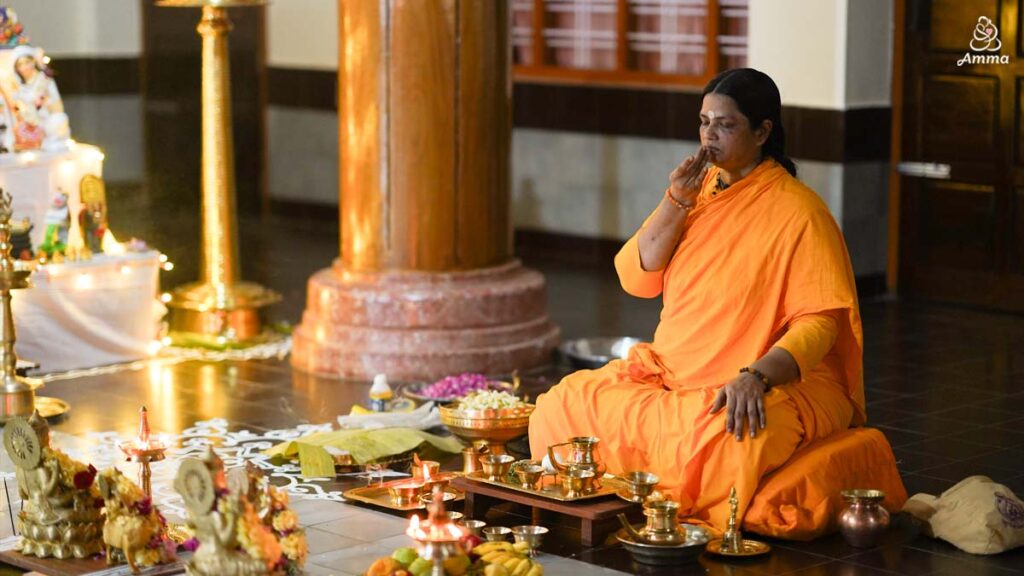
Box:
[903,475,1024,554]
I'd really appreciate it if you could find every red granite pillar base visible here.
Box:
[291,260,560,381]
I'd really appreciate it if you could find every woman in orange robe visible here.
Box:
[529,69,883,535]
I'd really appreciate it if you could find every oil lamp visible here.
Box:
[119,406,167,497]
[406,485,468,576]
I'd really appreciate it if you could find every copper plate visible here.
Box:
[705,538,772,557]
[465,470,626,502]
[344,480,463,512]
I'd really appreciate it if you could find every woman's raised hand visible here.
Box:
[668,147,709,207]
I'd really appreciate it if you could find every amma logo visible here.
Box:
[958,16,1010,66]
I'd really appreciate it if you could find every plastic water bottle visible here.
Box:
[369,373,393,412]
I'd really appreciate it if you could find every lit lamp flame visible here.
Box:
[119,406,167,497]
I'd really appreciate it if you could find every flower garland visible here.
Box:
[235,501,283,572]
[265,486,308,573]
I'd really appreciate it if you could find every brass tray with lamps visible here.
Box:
[343,475,463,512]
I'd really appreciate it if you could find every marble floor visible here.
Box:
[1,204,1023,575]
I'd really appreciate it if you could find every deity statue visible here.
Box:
[1,45,69,152]
[79,175,109,254]
[2,412,104,559]
[97,467,176,574]
[38,190,69,258]
[228,461,308,572]
[175,449,280,576]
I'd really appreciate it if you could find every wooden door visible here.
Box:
[895,0,1024,311]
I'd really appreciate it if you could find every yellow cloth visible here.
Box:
[529,159,896,536]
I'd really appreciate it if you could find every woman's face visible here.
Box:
[699,93,770,172]
[15,57,36,82]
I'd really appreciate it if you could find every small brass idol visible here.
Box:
[176,449,298,576]
[3,411,104,559]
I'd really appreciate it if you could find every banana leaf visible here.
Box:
[264,428,465,478]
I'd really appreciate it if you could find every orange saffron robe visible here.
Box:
[529,159,874,534]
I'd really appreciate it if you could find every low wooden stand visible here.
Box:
[451,476,641,547]
[0,540,186,576]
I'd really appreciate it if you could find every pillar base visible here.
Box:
[292,260,560,380]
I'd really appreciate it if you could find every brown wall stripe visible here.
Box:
[52,57,141,95]
[56,60,890,163]
[267,66,337,110]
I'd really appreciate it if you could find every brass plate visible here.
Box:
[344,480,463,512]
[35,396,71,419]
[616,526,710,565]
[465,470,626,502]
[705,538,772,557]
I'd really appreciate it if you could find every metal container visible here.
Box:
[839,489,890,548]
[559,337,645,369]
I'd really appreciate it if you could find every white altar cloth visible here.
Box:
[12,251,164,373]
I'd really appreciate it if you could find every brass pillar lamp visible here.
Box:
[157,0,280,347]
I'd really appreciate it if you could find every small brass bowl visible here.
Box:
[514,464,545,490]
[511,525,549,556]
[412,460,441,481]
[482,526,512,542]
[445,511,464,523]
[458,519,486,537]
[479,454,516,481]
[387,481,424,505]
[623,471,660,502]
[560,467,596,498]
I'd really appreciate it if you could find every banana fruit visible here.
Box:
[472,543,544,576]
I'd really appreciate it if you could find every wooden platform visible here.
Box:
[451,475,642,546]
[0,538,186,576]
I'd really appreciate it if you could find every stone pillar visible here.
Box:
[291,0,559,380]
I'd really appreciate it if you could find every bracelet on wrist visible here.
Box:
[740,366,771,390]
[665,188,693,211]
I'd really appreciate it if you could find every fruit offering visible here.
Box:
[471,541,544,576]
[366,546,471,576]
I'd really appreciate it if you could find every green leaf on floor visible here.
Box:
[265,428,466,478]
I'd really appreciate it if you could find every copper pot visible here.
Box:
[839,489,890,548]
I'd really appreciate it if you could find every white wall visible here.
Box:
[845,0,894,108]
[5,0,141,57]
[267,0,337,69]
[748,0,847,109]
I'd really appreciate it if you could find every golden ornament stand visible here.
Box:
[0,190,68,422]
[158,0,280,347]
